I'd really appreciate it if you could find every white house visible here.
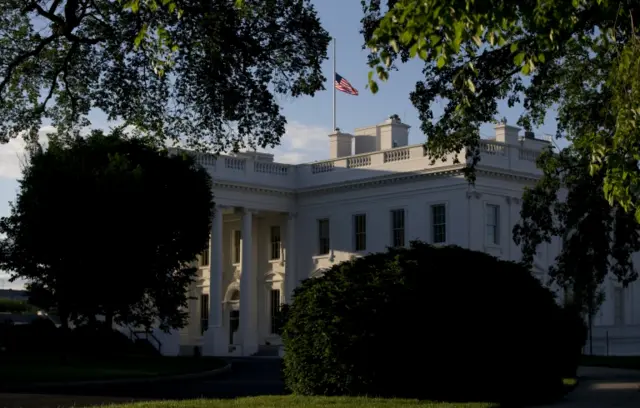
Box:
[164,116,640,357]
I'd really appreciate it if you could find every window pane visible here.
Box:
[270,226,281,260]
[486,205,499,244]
[270,289,281,334]
[200,294,209,334]
[432,205,446,243]
[318,219,330,255]
[233,230,242,263]
[391,209,405,247]
[354,214,366,251]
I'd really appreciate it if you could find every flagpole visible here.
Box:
[332,37,336,131]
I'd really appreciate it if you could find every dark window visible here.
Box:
[318,219,330,255]
[200,294,209,334]
[354,214,367,251]
[270,289,281,334]
[391,209,405,247]
[431,204,446,243]
[199,245,210,267]
[233,230,242,263]
[486,204,499,245]
[270,226,281,260]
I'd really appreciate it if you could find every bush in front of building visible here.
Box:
[0,299,36,313]
[282,241,582,403]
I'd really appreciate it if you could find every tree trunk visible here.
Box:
[59,308,70,363]
[105,310,114,330]
[588,312,593,356]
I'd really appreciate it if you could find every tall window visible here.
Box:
[270,289,281,334]
[200,294,209,334]
[614,286,625,325]
[354,214,367,252]
[318,218,330,255]
[431,204,446,244]
[486,204,500,245]
[270,226,281,260]
[391,209,405,247]
[199,246,210,267]
[233,230,242,264]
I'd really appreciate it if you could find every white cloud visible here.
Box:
[0,275,25,290]
[0,126,55,180]
[263,121,331,164]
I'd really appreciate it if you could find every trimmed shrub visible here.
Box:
[0,316,59,353]
[283,242,578,402]
[555,304,588,377]
[0,299,35,313]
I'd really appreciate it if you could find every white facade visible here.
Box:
[173,117,640,357]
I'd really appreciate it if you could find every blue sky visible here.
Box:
[0,0,562,289]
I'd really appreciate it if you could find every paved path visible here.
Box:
[0,357,286,408]
[2,361,639,408]
[534,366,640,408]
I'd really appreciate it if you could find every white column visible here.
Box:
[209,206,224,327]
[284,212,297,304]
[203,205,224,356]
[240,208,258,355]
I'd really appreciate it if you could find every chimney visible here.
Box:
[328,129,353,159]
[524,130,535,140]
[378,115,410,150]
[494,123,521,144]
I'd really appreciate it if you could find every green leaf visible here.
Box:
[436,56,446,68]
[369,80,379,94]
[389,39,399,53]
[514,52,525,66]
[466,78,476,93]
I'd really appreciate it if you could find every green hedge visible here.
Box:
[282,242,585,403]
[0,299,35,313]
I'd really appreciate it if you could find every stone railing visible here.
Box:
[187,140,542,190]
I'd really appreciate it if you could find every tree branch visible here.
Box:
[0,35,58,96]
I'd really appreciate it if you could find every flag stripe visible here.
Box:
[334,73,358,96]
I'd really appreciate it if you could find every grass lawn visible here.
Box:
[0,354,227,384]
[581,354,640,370]
[99,397,499,408]
[0,396,500,408]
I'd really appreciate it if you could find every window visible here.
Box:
[391,209,405,247]
[270,289,281,334]
[318,218,330,255]
[486,204,500,245]
[354,214,367,252]
[199,246,210,267]
[431,204,446,244]
[270,226,281,260]
[233,230,242,264]
[614,286,625,326]
[200,294,209,334]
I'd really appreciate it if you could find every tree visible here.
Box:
[513,145,640,352]
[361,0,640,220]
[0,130,214,331]
[283,242,584,403]
[0,0,329,151]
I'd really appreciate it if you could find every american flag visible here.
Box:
[334,73,359,96]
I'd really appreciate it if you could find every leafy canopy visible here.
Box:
[362,0,640,220]
[0,0,330,151]
[0,130,214,330]
[513,145,640,317]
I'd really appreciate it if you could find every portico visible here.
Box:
[201,205,297,357]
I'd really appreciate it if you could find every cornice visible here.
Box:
[211,164,542,198]
[296,165,467,196]
[213,181,294,197]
